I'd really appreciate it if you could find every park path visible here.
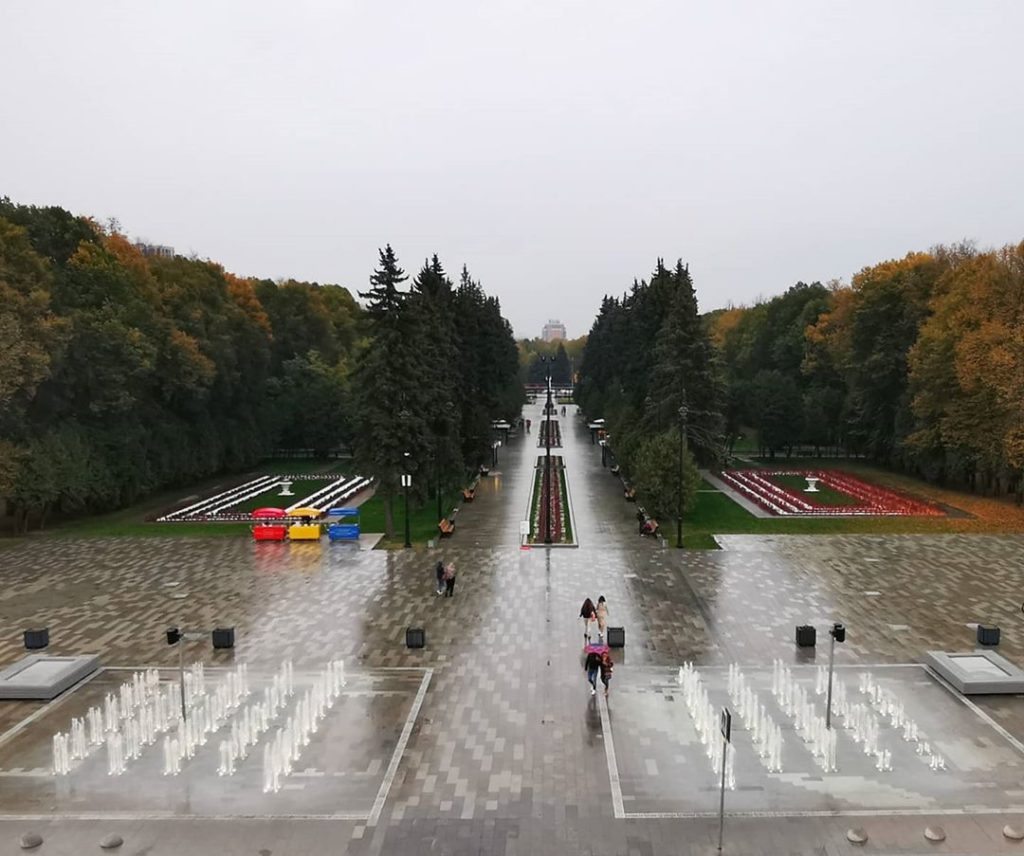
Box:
[453,399,661,549]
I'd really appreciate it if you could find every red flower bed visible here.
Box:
[537,419,562,448]
[719,469,944,517]
[533,456,566,542]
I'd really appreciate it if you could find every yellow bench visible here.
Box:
[288,523,322,541]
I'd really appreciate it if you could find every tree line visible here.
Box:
[577,240,1024,514]
[352,246,522,535]
[0,198,521,533]
[576,259,716,521]
[713,241,1024,497]
[518,337,586,386]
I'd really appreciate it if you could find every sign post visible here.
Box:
[718,707,731,853]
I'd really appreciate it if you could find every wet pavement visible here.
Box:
[2,403,1024,853]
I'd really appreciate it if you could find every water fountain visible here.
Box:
[87,706,103,746]
[106,732,125,775]
[52,732,71,775]
[767,724,783,772]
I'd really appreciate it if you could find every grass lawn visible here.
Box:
[681,462,1024,548]
[768,473,861,506]
[38,459,350,539]
[359,491,463,549]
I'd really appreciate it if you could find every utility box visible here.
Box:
[977,625,1000,646]
[212,627,235,649]
[406,627,425,649]
[23,629,49,650]
[796,625,816,647]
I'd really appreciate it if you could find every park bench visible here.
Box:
[438,518,456,537]
[610,464,621,476]
[642,517,659,537]
[624,486,637,502]
[462,487,476,502]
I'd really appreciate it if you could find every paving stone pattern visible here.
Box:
[1,406,1024,854]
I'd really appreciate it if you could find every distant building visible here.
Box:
[542,319,566,342]
[134,242,175,259]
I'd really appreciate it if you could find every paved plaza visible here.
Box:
[3,406,1024,854]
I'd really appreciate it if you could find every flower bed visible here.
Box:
[719,469,944,517]
[529,455,574,544]
[158,474,372,522]
[537,418,562,448]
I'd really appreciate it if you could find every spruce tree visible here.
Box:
[648,260,721,463]
[353,245,424,536]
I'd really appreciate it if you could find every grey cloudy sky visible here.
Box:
[3,1,1022,338]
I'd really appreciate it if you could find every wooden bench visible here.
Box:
[462,488,476,502]
[610,465,621,476]
[624,486,637,502]
[642,518,659,537]
[438,518,456,537]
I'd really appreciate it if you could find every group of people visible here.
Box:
[580,596,613,697]
[434,561,457,597]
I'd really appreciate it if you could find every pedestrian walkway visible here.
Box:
[2,404,1024,854]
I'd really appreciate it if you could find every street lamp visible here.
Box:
[401,451,412,549]
[677,400,688,549]
[166,626,235,722]
[540,355,553,544]
[434,402,455,523]
[825,622,845,729]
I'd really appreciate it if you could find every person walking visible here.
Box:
[585,649,602,696]
[434,560,445,596]
[599,650,614,697]
[580,598,596,643]
[596,595,609,643]
[443,562,457,597]
[526,419,532,433]
[636,508,645,536]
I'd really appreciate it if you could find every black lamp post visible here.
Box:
[541,356,553,544]
[677,398,688,549]
[434,402,455,523]
[825,622,846,728]
[401,451,412,549]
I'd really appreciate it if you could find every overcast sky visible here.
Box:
[3,2,1022,338]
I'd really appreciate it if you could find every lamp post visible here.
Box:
[401,451,412,549]
[677,398,688,549]
[825,622,846,729]
[541,355,553,545]
[434,402,455,523]
[165,626,234,722]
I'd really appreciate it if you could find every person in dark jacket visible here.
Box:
[580,598,596,643]
[585,650,602,695]
[435,561,445,595]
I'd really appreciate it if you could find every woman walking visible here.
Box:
[443,562,457,597]
[579,598,596,643]
[596,595,609,643]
